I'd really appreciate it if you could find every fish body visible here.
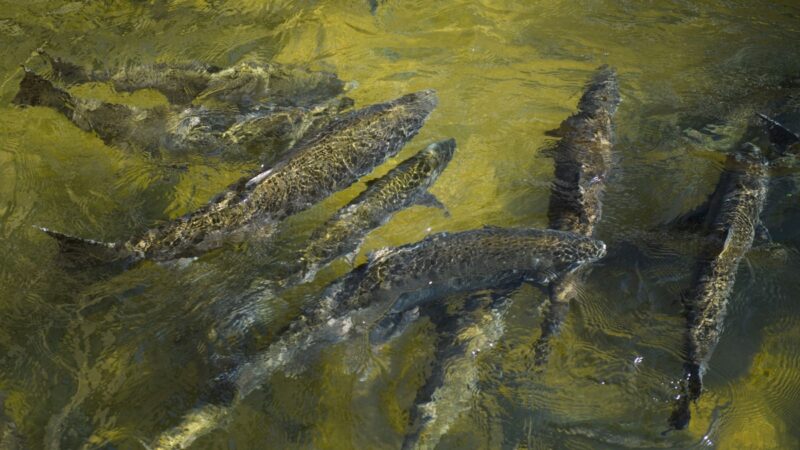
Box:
[298,138,455,281]
[13,69,349,160]
[669,142,769,429]
[545,65,620,236]
[401,292,511,450]
[39,50,345,108]
[152,227,606,449]
[39,90,437,263]
[534,65,620,365]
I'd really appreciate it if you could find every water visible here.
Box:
[1,1,800,448]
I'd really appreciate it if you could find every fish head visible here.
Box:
[348,89,438,160]
[578,65,621,117]
[415,138,457,178]
[12,68,66,108]
[546,233,607,275]
[386,89,438,131]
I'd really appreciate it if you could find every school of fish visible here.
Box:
[8,48,799,449]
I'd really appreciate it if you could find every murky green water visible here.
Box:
[1,1,800,448]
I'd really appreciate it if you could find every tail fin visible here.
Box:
[36,226,135,267]
[756,112,800,156]
[665,361,702,432]
[12,68,74,115]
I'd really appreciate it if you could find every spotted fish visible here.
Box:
[151,227,607,449]
[37,90,438,264]
[533,65,620,366]
[400,291,512,450]
[297,138,455,282]
[668,142,769,430]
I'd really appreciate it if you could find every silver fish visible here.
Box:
[37,50,346,108]
[400,291,512,450]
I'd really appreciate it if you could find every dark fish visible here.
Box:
[38,50,346,108]
[152,227,607,449]
[12,68,350,160]
[298,138,455,282]
[204,138,455,389]
[37,90,438,264]
[534,65,620,366]
[668,142,769,430]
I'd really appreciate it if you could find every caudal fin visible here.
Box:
[36,226,135,267]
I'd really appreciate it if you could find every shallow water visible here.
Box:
[1,1,800,449]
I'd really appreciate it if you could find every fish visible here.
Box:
[206,138,455,375]
[36,89,438,264]
[151,227,607,449]
[533,65,620,366]
[297,138,455,282]
[37,50,346,108]
[667,142,769,430]
[400,291,512,450]
[12,68,351,160]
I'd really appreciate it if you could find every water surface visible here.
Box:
[1,1,800,448]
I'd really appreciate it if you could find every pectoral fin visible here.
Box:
[416,192,449,217]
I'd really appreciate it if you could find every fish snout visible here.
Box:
[401,89,438,113]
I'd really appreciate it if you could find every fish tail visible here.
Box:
[35,226,135,267]
[666,361,702,432]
